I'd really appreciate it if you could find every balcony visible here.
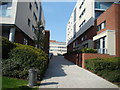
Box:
[0,9,11,17]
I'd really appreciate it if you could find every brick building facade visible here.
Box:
[67,3,120,57]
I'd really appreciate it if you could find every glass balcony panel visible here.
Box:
[97,48,107,54]
[0,9,11,17]
[0,2,12,17]
[95,2,113,10]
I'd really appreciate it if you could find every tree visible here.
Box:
[34,21,45,49]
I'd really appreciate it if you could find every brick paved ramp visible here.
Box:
[40,56,119,89]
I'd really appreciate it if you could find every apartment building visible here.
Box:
[0,0,45,46]
[66,0,120,56]
[49,40,67,56]
[93,4,120,57]
[66,0,113,45]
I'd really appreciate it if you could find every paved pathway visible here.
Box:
[40,56,119,89]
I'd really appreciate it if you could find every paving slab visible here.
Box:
[40,56,119,89]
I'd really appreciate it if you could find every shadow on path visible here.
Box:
[43,56,74,79]
[40,82,58,86]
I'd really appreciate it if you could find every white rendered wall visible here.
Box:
[93,30,116,55]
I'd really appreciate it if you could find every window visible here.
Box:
[23,38,28,45]
[79,20,86,29]
[29,2,32,11]
[73,23,76,38]
[81,37,84,41]
[95,11,103,19]
[74,8,76,22]
[28,19,30,26]
[83,43,88,48]
[79,0,85,9]
[34,1,38,10]
[95,2,100,9]
[32,25,35,31]
[79,9,86,19]
[73,42,75,48]
[75,40,78,46]
[33,12,37,21]
[98,21,106,31]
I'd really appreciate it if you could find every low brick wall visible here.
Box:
[64,53,116,68]
[64,53,82,66]
[82,53,116,68]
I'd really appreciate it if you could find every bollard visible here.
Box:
[28,69,37,87]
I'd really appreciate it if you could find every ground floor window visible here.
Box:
[95,36,107,54]
[83,43,88,48]
[23,38,28,45]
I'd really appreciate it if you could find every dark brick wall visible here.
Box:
[44,30,50,54]
[15,30,34,46]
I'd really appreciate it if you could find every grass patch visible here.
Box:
[113,82,120,87]
[2,76,38,90]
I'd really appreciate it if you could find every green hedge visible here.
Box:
[2,43,48,80]
[85,57,120,82]
[2,37,15,59]
[81,48,97,53]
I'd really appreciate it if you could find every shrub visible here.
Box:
[2,37,15,59]
[81,48,97,53]
[2,43,48,80]
[85,57,120,82]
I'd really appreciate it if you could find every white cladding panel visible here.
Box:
[66,0,95,45]
[15,1,40,40]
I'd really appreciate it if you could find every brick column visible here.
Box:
[82,53,85,68]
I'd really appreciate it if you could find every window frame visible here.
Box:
[29,2,32,11]
[28,18,31,27]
